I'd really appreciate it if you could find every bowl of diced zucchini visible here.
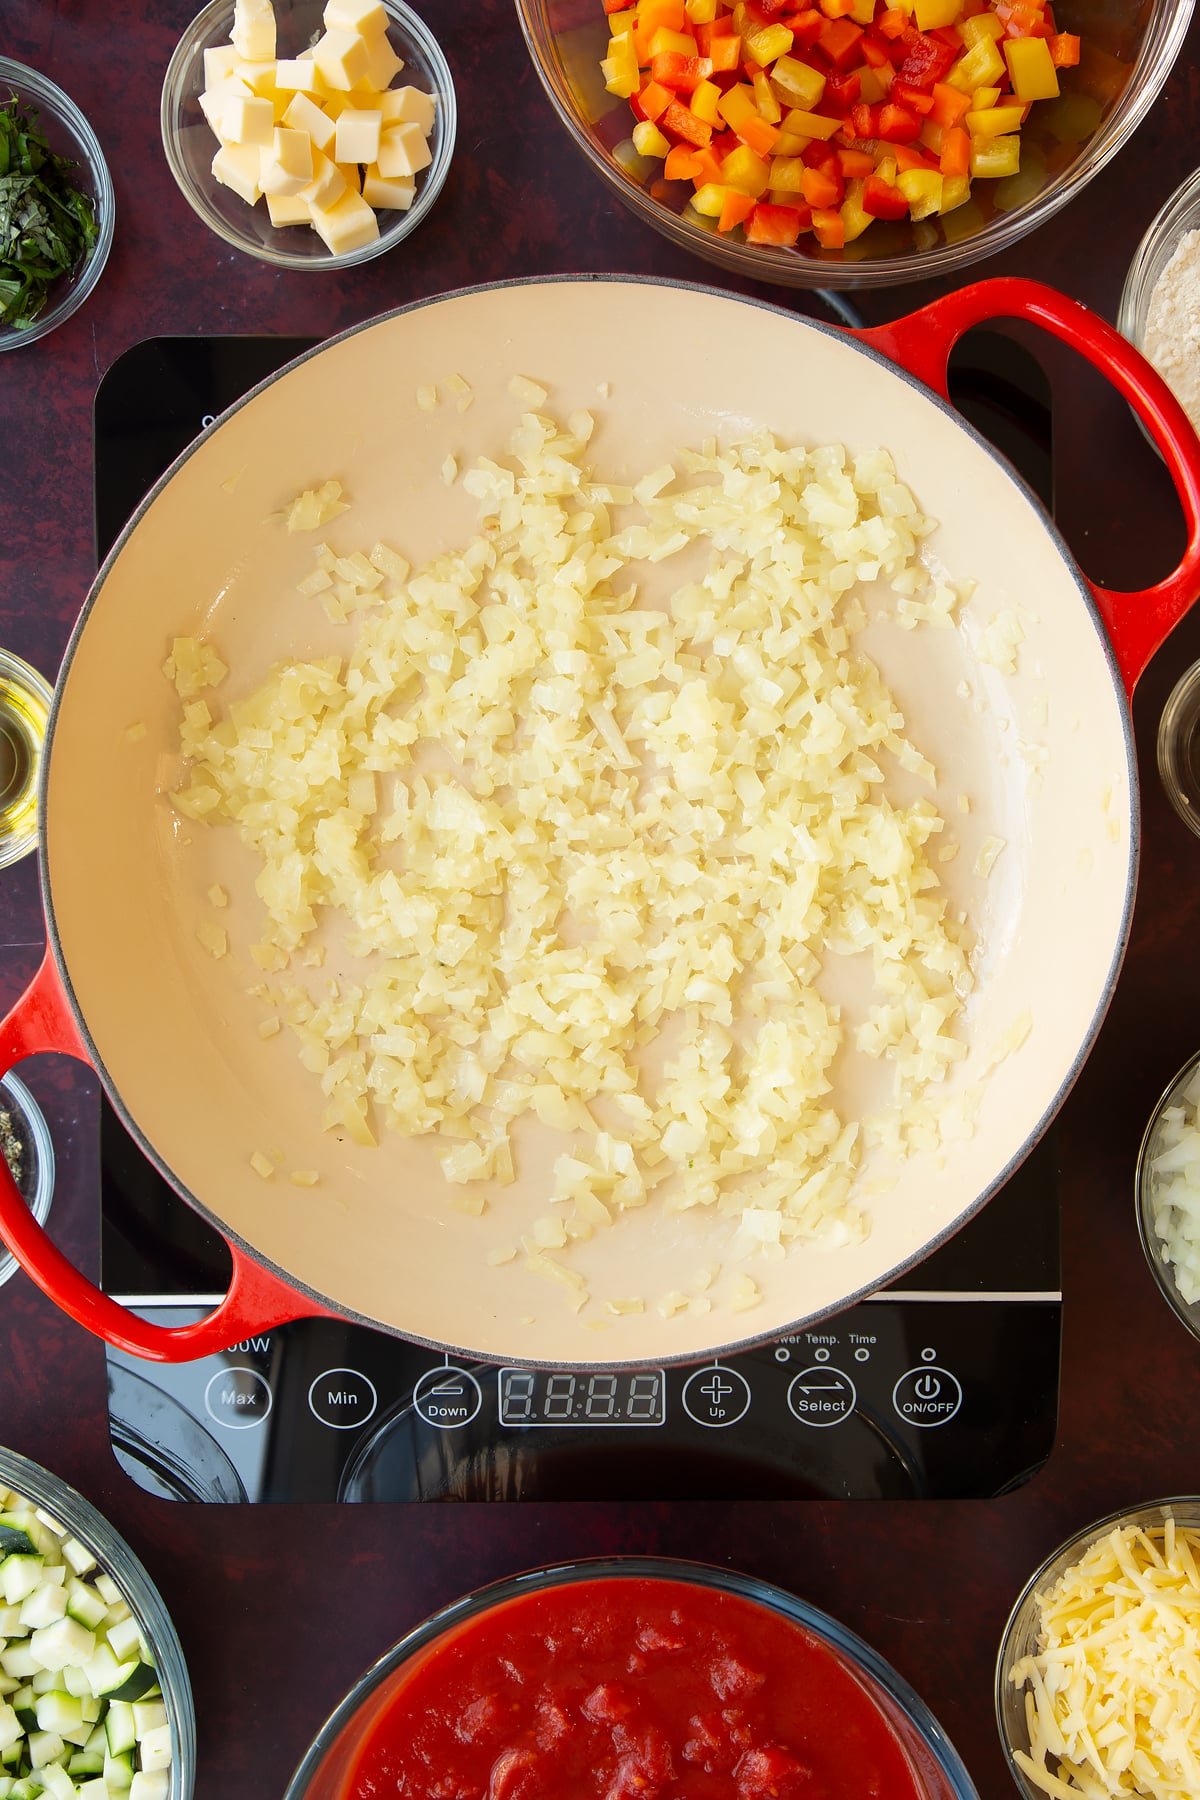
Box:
[0,1449,194,1800]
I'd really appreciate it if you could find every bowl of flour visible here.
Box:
[1120,168,1200,446]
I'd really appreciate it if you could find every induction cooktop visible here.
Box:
[93,324,1061,1504]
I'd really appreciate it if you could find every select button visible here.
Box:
[308,1367,378,1430]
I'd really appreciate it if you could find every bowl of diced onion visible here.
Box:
[995,1498,1200,1800]
[160,0,455,269]
[1135,1049,1200,1341]
[0,1446,195,1800]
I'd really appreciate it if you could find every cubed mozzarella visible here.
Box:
[363,164,415,210]
[334,107,381,164]
[377,120,431,177]
[212,142,263,205]
[312,26,372,89]
[309,188,379,254]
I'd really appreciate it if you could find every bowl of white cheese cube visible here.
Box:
[0,1447,194,1800]
[161,0,454,267]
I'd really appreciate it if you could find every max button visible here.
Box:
[308,1368,378,1430]
[681,1366,751,1428]
[204,1366,272,1431]
[892,1365,962,1428]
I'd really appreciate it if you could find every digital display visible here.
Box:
[498,1369,666,1427]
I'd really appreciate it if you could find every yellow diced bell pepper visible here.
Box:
[773,132,810,155]
[720,143,772,194]
[691,77,721,123]
[717,84,758,131]
[969,133,1021,176]
[875,153,898,183]
[898,167,944,218]
[859,65,887,101]
[913,0,963,29]
[841,177,873,241]
[766,154,807,191]
[771,56,826,109]
[940,172,970,211]
[601,32,640,97]
[632,119,672,158]
[1004,35,1060,101]
[848,0,876,23]
[946,36,1006,92]
[966,103,1026,136]
[691,181,731,216]
[752,69,782,121]
[685,0,719,20]
[649,25,697,55]
[958,12,1004,44]
[606,9,638,37]
[745,22,794,63]
[972,84,1002,108]
[781,107,842,140]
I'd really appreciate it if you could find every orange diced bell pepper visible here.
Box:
[929,80,971,124]
[707,30,744,68]
[663,144,700,178]
[638,79,674,119]
[1050,28,1080,62]
[718,188,757,230]
[811,205,845,246]
[661,98,714,144]
[938,123,969,174]
[651,49,715,88]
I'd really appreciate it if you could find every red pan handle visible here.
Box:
[852,276,1200,697]
[0,951,328,1362]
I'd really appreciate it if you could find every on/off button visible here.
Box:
[307,1368,378,1430]
[892,1366,962,1428]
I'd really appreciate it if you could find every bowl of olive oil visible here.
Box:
[0,649,51,867]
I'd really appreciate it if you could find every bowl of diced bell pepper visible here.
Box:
[515,0,1190,284]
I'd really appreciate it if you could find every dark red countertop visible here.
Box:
[4,3,1200,1796]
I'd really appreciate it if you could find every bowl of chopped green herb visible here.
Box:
[0,59,114,350]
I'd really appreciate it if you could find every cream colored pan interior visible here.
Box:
[45,280,1133,1365]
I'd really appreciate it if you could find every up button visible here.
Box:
[892,1364,962,1428]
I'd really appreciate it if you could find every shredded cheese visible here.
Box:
[1009,1521,1200,1800]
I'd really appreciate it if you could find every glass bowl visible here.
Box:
[0,1071,55,1292]
[285,1557,978,1799]
[0,1445,196,1800]
[515,0,1193,288]
[996,1498,1200,1798]
[1135,1047,1200,1338]
[1118,164,1200,427]
[160,0,456,269]
[0,59,115,350]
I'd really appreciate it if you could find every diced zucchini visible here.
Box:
[60,1672,89,1703]
[103,1624,140,1670]
[26,1680,54,1701]
[129,1773,168,1800]
[65,1588,107,1635]
[0,1565,43,1611]
[135,1727,170,1776]
[82,1727,106,1758]
[103,1669,154,1707]
[79,1702,98,1728]
[0,1707,20,1754]
[30,1620,95,1674]
[66,1751,103,1777]
[34,1768,71,1800]
[102,1711,133,1761]
[0,1653,37,1685]
[0,1537,35,1566]
[9,1779,43,1800]
[61,1545,97,1583]
[0,1610,21,1638]
[0,1683,16,1702]
[91,1581,117,1610]
[31,1515,64,1543]
[77,1782,113,1800]
[27,1731,64,1770]
[0,1773,13,1798]
[102,1752,132,1792]
[17,1592,65,1637]
[128,1706,163,1743]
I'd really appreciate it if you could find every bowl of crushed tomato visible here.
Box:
[284,1558,978,1800]
[515,0,1191,286]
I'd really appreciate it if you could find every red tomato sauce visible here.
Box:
[344,1577,924,1800]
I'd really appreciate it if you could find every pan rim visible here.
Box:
[41,272,1139,1365]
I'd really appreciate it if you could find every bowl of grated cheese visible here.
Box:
[996,1499,1200,1800]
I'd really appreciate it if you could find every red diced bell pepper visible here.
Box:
[815,17,864,67]
[876,100,922,141]
[861,173,910,218]
[849,100,881,138]
[895,30,958,88]
[824,69,862,109]
[859,34,893,65]
[745,202,806,244]
[801,137,840,170]
[890,77,936,112]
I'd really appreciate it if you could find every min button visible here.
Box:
[308,1368,378,1430]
